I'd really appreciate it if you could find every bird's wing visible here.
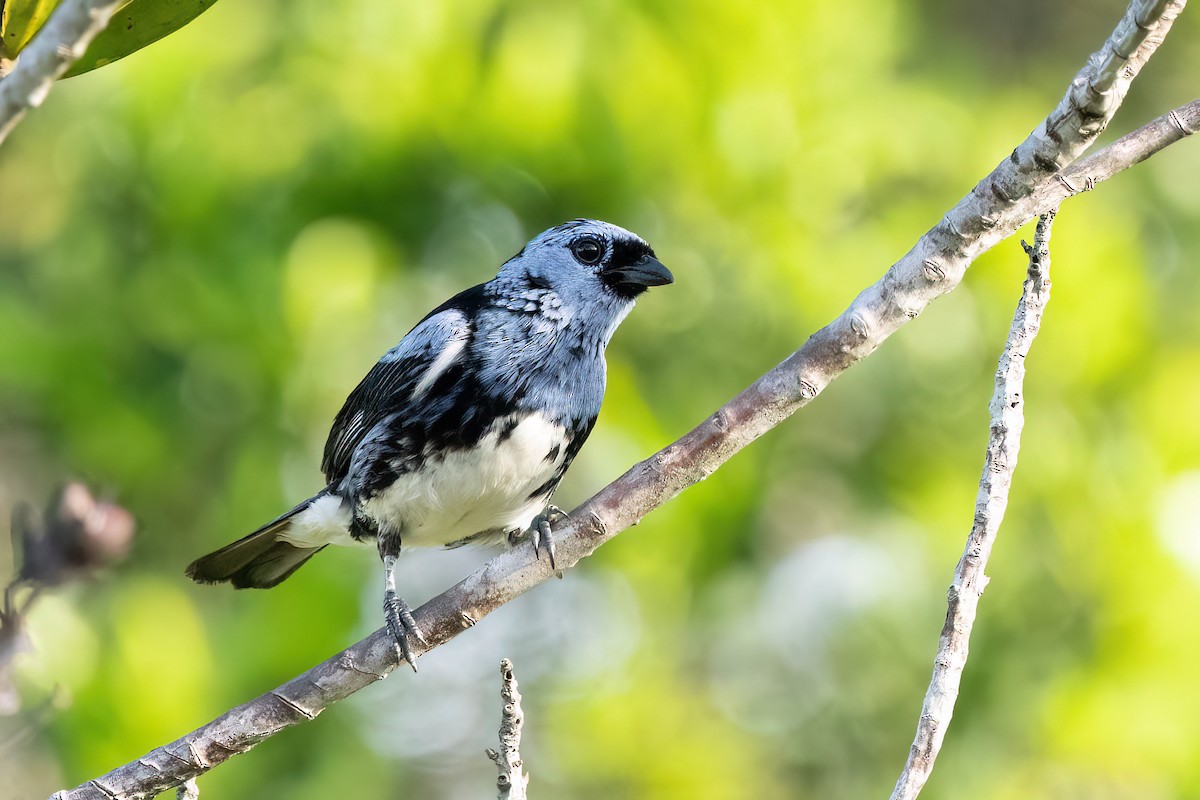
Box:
[320,284,487,483]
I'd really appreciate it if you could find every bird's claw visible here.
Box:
[384,588,427,672]
[531,505,568,577]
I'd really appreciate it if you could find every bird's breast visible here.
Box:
[360,411,573,547]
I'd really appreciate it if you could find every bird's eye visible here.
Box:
[570,237,604,266]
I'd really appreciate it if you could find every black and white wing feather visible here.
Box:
[321,285,485,484]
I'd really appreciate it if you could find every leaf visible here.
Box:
[1,0,61,56]
[63,0,219,77]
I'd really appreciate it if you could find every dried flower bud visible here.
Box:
[3,483,134,716]
[16,483,135,586]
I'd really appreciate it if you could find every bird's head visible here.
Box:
[498,219,673,313]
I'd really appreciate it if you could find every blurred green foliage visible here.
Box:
[2,0,1200,798]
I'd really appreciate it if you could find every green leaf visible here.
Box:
[63,0,219,77]
[1,0,61,56]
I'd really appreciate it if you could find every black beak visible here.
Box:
[605,254,674,291]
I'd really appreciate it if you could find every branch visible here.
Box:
[486,659,529,800]
[889,211,1057,800]
[0,0,124,146]
[51,1,1191,797]
[1034,97,1200,205]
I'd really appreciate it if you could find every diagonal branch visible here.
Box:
[889,211,1057,800]
[0,0,124,146]
[50,1,1191,798]
[1034,97,1200,205]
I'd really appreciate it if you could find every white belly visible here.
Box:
[280,413,568,550]
[362,412,567,547]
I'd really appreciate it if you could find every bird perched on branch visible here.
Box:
[186,219,673,668]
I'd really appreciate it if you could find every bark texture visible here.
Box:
[486,659,529,800]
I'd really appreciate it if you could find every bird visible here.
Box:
[186,218,673,668]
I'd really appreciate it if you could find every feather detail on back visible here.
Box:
[321,297,479,484]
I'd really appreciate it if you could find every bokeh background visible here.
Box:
[2,1,1200,797]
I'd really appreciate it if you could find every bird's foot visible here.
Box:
[530,505,568,577]
[384,588,428,672]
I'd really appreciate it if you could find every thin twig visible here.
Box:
[0,0,125,146]
[48,1,1191,797]
[889,211,1058,800]
[486,659,529,800]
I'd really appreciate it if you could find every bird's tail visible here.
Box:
[186,494,329,589]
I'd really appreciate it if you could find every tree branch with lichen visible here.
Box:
[47,1,1194,798]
